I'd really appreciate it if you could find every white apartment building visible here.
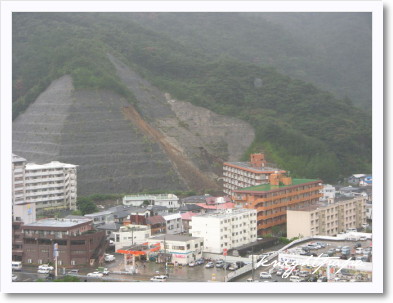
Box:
[123,194,180,209]
[163,213,182,234]
[223,153,285,196]
[113,224,151,251]
[190,208,257,254]
[287,196,367,238]
[12,154,77,214]
[320,184,336,201]
[147,234,204,265]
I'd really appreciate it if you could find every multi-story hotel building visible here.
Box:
[286,196,367,238]
[21,218,107,267]
[190,208,258,254]
[233,175,322,236]
[12,154,77,214]
[223,153,286,196]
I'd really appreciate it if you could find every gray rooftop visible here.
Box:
[150,234,201,242]
[23,218,91,228]
[96,222,122,231]
[12,154,27,163]
[225,161,283,173]
[193,208,256,219]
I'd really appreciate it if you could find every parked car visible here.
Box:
[298,271,310,278]
[12,274,17,281]
[38,264,54,271]
[307,243,321,250]
[327,249,336,255]
[195,258,205,265]
[359,236,367,241]
[362,223,369,229]
[259,272,272,279]
[354,243,362,248]
[340,254,348,260]
[67,269,79,275]
[307,275,318,282]
[205,262,214,268]
[290,276,301,282]
[315,242,327,248]
[355,248,364,254]
[301,246,311,252]
[104,254,115,262]
[317,276,328,282]
[276,268,285,276]
[320,253,330,258]
[346,228,358,233]
[228,263,238,271]
[97,267,109,275]
[188,261,196,267]
[335,246,343,252]
[236,261,246,269]
[87,272,104,278]
[37,269,50,274]
[215,260,224,268]
[150,275,168,282]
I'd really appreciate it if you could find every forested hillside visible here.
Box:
[129,12,372,111]
[12,13,371,184]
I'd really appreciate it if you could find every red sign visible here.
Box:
[223,248,228,256]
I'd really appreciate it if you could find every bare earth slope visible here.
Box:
[109,55,255,177]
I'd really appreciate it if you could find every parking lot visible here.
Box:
[12,238,372,283]
[233,239,372,282]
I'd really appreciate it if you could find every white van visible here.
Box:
[12,261,22,271]
[290,276,301,282]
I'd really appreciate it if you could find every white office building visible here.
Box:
[147,234,204,265]
[123,194,180,209]
[190,208,257,254]
[163,213,183,234]
[113,224,152,251]
[12,154,77,214]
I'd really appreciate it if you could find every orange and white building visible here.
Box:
[223,153,286,196]
[233,174,322,236]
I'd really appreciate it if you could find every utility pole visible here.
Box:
[251,246,255,281]
[223,248,227,282]
[164,236,168,277]
[53,242,58,277]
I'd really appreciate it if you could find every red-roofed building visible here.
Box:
[195,202,235,212]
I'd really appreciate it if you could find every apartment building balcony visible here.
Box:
[258,218,287,229]
[257,210,287,221]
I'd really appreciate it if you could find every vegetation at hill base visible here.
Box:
[12,13,371,184]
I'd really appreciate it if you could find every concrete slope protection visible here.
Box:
[13,75,187,195]
[13,56,255,196]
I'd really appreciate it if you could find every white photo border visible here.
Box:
[0,0,383,294]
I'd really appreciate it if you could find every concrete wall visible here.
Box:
[287,210,311,238]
